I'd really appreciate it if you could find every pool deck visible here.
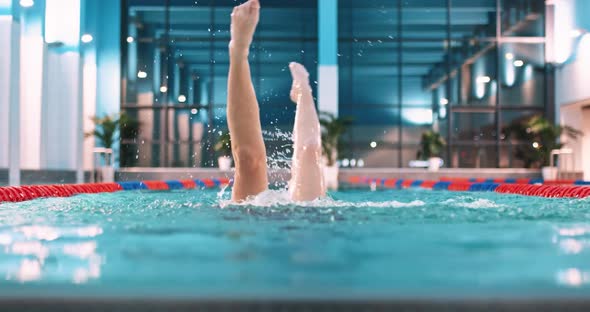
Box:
[1,297,590,312]
[0,168,542,186]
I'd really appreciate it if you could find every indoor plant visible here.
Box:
[213,131,233,171]
[87,113,139,181]
[417,130,446,171]
[319,112,352,190]
[505,115,581,179]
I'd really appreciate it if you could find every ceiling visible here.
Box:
[127,0,544,108]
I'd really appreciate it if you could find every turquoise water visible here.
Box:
[1,188,590,300]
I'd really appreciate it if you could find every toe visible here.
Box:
[289,62,309,79]
[248,0,260,15]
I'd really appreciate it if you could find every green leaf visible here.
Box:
[417,131,446,160]
[319,111,353,166]
[213,131,232,156]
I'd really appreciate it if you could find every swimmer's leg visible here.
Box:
[227,0,268,201]
[288,62,326,201]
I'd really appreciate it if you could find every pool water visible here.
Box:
[1,188,590,301]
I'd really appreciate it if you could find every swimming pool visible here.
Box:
[1,185,590,310]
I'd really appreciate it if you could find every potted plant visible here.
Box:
[87,113,139,182]
[505,116,581,180]
[417,131,446,171]
[319,112,352,190]
[213,131,233,171]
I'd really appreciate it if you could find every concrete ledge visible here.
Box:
[2,168,542,186]
[118,167,542,183]
[0,169,92,186]
[339,168,542,181]
[116,167,235,182]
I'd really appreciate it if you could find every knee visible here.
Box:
[234,147,266,171]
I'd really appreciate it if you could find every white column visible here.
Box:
[318,66,339,115]
[40,0,83,178]
[76,48,85,183]
[318,0,338,116]
[20,1,45,170]
[41,51,82,171]
[0,15,21,185]
[0,17,12,171]
[583,108,590,181]
[9,17,20,186]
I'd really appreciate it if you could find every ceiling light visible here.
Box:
[19,0,34,7]
[476,76,491,84]
[126,36,134,43]
[81,34,93,43]
[137,71,147,79]
[370,141,377,148]
[191,108,198,115]
[178,95,187,103]
[513,60,524,67]
[505,53,514,60]
[159,86,168,93]
[439,98,449,105]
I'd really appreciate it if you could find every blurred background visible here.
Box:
[1,0,590,183]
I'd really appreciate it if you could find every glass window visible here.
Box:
[499,43,545,108]
[452,112,496,141]
[123,0,548,168]
[501,0,545,37]
[452,144,499,168]
[123,0,317,167]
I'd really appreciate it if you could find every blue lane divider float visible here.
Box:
[433,181,451,191]
[410,180,423,187]
[468,183,500,192]
[165,180,185,190]
[118,181,148,191]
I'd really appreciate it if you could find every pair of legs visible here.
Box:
[227,0,325,202]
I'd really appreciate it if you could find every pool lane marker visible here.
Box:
[2,176,589,203]
[348,177,590,199]
[0,178,231,203]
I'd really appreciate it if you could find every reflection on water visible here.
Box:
[16,259,42,282]
[0,225,103,283]
[554,225,590,254]
[558,225,590,237]
[557,268,590,287]
[559,239,586,254]
[1,190,590,297]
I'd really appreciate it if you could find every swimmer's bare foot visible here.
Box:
[289,62,311,103]
[229,0,260,58]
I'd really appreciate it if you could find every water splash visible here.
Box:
[442,197,504,209]
[219,189,424,209]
